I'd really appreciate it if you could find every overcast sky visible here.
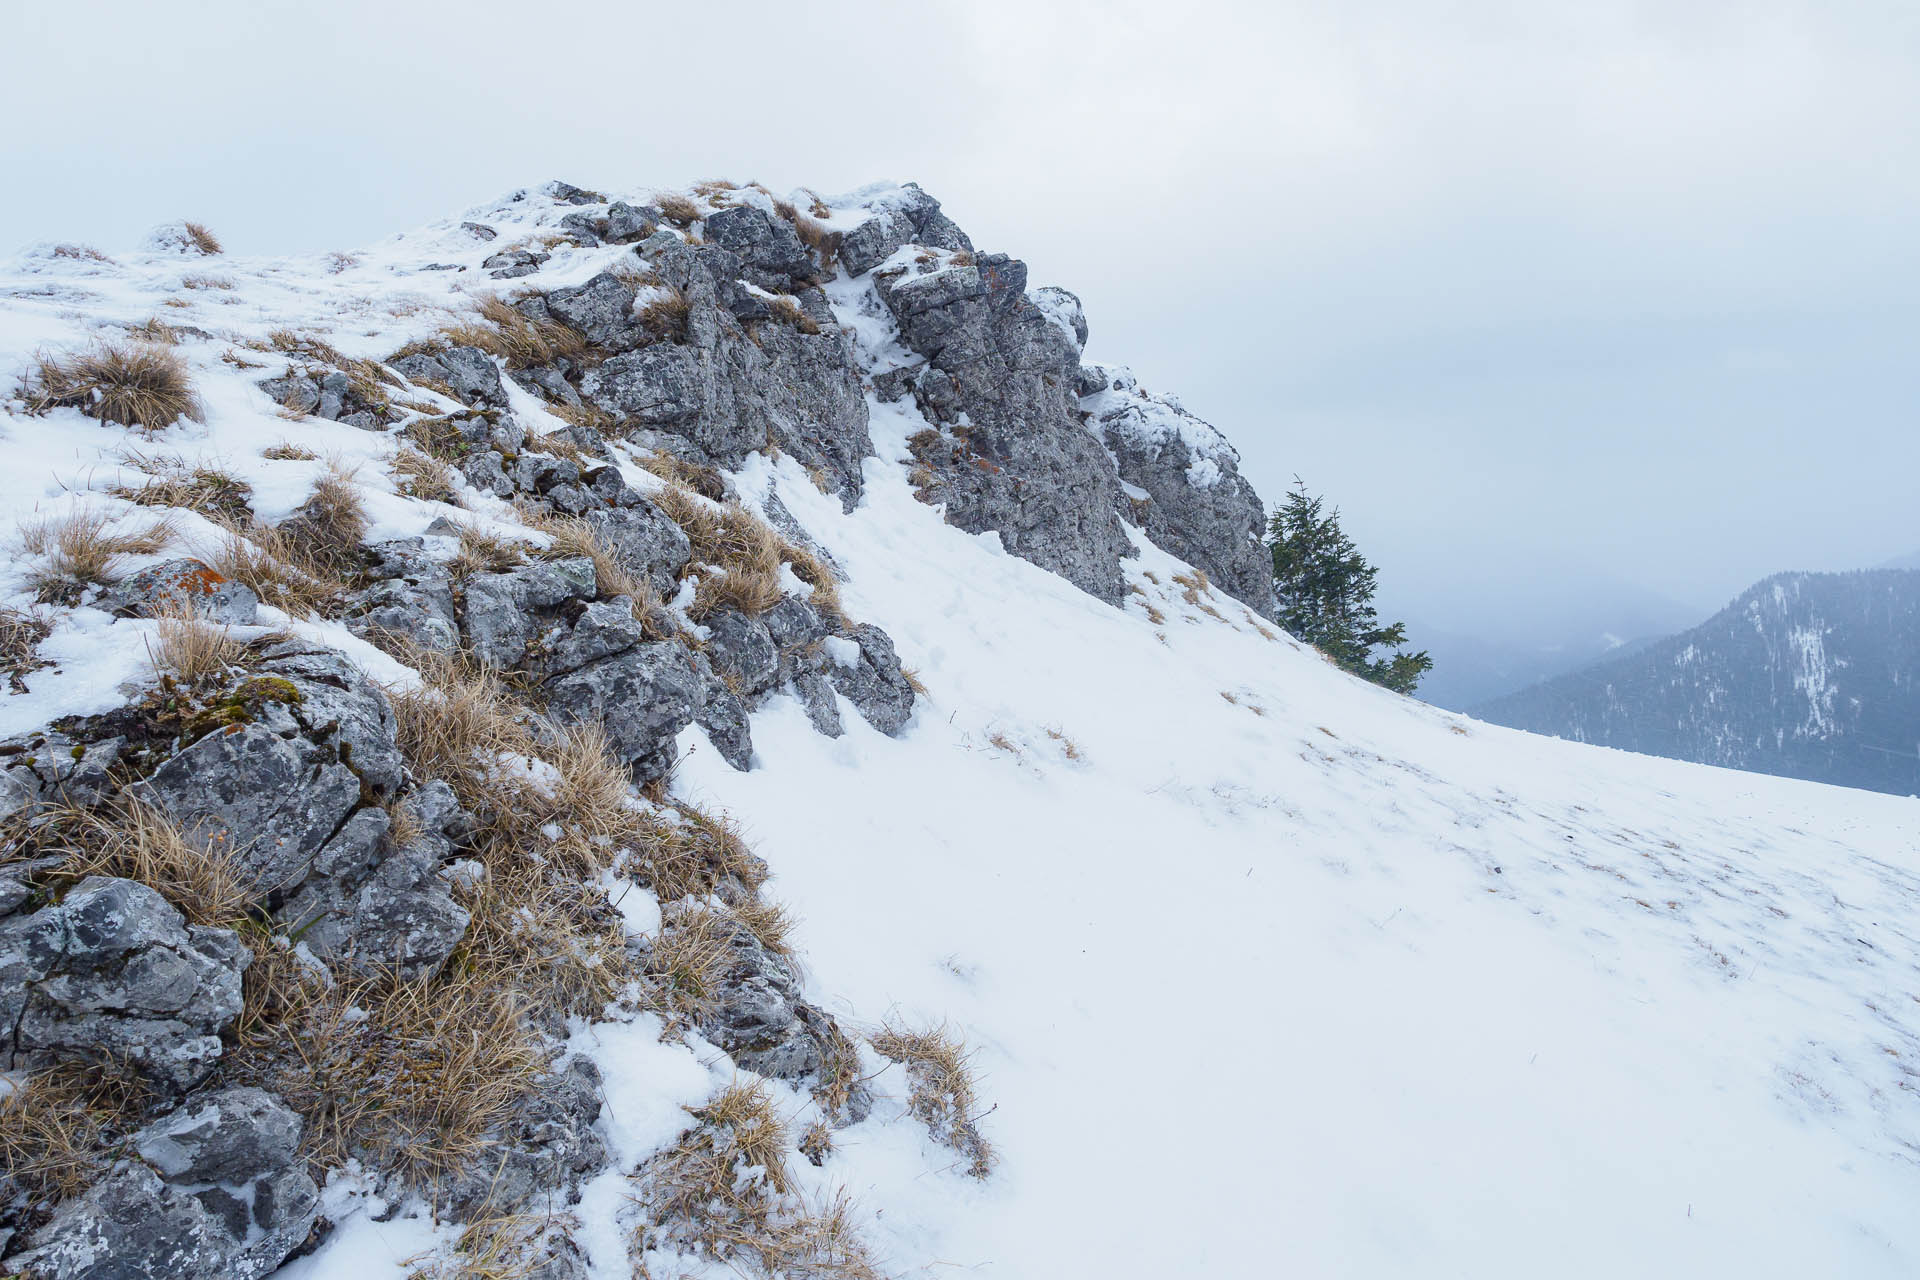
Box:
[7,0,1917,636]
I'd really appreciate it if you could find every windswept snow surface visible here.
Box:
[1,194,1917,1278]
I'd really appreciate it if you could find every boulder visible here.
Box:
[825,623,916,736]
[390,345,509,408]
[703,206,813,289]
[541,271,646,350]
[100,559,258,625]
[0,877,247,1090]
[10,1088,319,1280]
[543,641,702,782]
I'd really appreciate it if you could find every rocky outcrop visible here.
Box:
[7,1087,320,1280]
[1082,366,1279,617]
[875,251,1132,604]
[0,877,248,1090]
[438,1056,607,1219]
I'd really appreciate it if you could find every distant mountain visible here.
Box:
[1473,570,1920,795]
[1411,623,1666,711]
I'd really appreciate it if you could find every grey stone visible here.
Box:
[315,370,352,421]
[0,731,124,823]
[605,202,661,243]
[543,271,645,350]
[557,211,602,247]
[460,448,516,499]
[461,221,498,241]
[390,344,509,408]
[579,344,704,425]
[258,373,320,416]
[12,1088,319,1279]
[690,653,753,772]
[133,1086,302,1184]
[249,638,405,796]
[543,180,602,206]
[763,594,827,654]
[0,875,30,915]
[457,558,598,670]
[703,206,813,288]
[702,608,779,696]
[878,251,1131,603]
[275,807,470,980]
[484,248,548,278]
[543,641,702,782]
[827,623,916,736]
[792,669,844,739]
[439,1056,607,1219]
[131,725,362,903]
[1089,368,1279,617]
[0,877,247,1091]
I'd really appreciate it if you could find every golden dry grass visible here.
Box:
[638,287,690,342]
[277,466,368,577]
[542,400,615,434]
[144,601,245,687]
[656,194,702,226]
[52,243,111,262]
[18,509,171,603]
[201,523,342,619]
[21,341,203,434]
[440,294,589,370]
[181,273,233,290]
[0,605,52,690]
[182,221,222,254]
[0,1063,151,1205]
[389,646,536,817]
[261,441,319,461]
[869,1021,995,1178]
[768,294,822,335]
[54,798,252,927]
[637,451,726,501]
[449,522,530,580]
[519,510,646,604]
[391,447,461,504]
[110,451,254,523]
[631,1080,882,1279]
[650,486,787,620]
[231,951,548,1190]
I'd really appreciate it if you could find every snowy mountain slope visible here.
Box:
[0,184,1916,1280]
[1476,570,1920,796]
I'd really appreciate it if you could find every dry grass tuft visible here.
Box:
[181,273,233,290]
[641,902,735,1022]
[278,467,368,577]
[632,1080,881,1279]
[0,604,53,691]
[52,243,111,263]
[201,523,342,619]
[637,451,726,502]
[543,400,615,433]
[442,294,589,369]
[520,510,644,602]
[391,447,461,504]
[261,441,319,461]
[18,509,171,604]
[55,797,252,927]
[409,1212,576,1280]
[231,955,547,1190]
[389,645,536,817]
[626,804,766,903]
[792,215,840,272]
[449,522,530,580]
[182,221,222,255]
[656,194,702,226]
[869,1021,995,1178]
[900,666,928,698]
[779,542,846,626]
[125,317,181,345]
[731,896,797,963]
[638,287,691,342]
[145,600,245,687]
[651,486,787,620]
[21,341,203,434]
[260,328,398,407]
[110,451,254,523]
[767,294,822,335]
[1044,726,1082,761]
[0,1063,152,1205]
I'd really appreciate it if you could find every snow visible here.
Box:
[3,183,1919,1277]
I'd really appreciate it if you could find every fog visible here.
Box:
[8,0,1916,641]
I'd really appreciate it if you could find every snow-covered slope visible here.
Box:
[2,185,1917,1279]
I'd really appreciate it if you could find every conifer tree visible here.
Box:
[1267,479,1433,695]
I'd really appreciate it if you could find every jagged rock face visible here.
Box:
[8,1086,320,1280]
[872,250,1132,604]
[0,877,248,1091]
[1082,366,1279,618]
[551,241,872,505]
[837,182,974,275]
[387,344,511,409]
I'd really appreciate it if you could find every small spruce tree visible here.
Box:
[1267,479,1432,695]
